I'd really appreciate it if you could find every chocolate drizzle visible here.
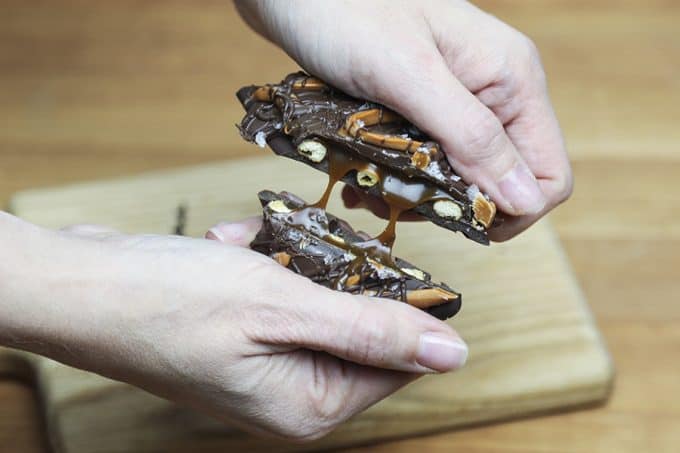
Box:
[252,191,462,320]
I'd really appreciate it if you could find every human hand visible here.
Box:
[0,215,467,441]
[235,0,572,241]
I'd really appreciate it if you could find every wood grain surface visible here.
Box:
[1,1,679,452]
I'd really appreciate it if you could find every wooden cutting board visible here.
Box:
[8,156,613,453]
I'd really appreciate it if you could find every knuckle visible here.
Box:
[553,172,574,204]
[359,68,403,108]
[345,305,393,366]
[487,51,513,84]
[460,109,506,163]
[516,33,547,84]
[353,44,436,109]
[519,33,541,61]
[348,62,382,101]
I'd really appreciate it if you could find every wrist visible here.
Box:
[0,212,53,349]
[0,215,106,367]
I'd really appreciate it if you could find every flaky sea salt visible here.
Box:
[254,131,267,148]
[425,161,446,181]
[382,150,401,159]
[466,184,480,201]
[343,252,356,261]
[374,265,400,280]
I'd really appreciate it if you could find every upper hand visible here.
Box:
[236,0,572,240]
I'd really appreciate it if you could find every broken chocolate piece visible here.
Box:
[251,190,462,320]
[237,72,497,245]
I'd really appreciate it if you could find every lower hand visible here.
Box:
[0,216,467,440]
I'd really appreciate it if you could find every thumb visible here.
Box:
[256,279,469,374]
[373,50,546,216]
[205,217,262,247]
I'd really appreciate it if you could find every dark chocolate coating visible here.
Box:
[237,72,494,245]
[251,190,461,320]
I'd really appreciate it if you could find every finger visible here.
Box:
[489,177,567,241]
[60,224,120,239]
[340,186,423,222]
[246,275,468,374]
[205,217,262,247]
[502,50,572,194]
[370,48,546,217]
[492,89,572,240]
[489,213,539,242]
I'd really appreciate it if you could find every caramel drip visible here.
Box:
[313,147,455,257]
[377,205,401,248]
[286,146,458,292]
[313,145,364,209]
[314,177,336,210]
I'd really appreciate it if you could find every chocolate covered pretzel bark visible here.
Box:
[251,190,462,320]
[237,72,497,245]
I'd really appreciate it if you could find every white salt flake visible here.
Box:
[466,184,480,202]
[254,131,267,148]
[356,119,365,128]
[379,149,402,159]
[343,252,356,261]
[374,265,400,280]
[425,161,446,181]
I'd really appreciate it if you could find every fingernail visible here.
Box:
[498,164,546,215]
[206,227,225,242]
[417,332,468,372]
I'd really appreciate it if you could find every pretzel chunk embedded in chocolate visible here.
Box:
[237,72,497,245]
[251,190,462,320]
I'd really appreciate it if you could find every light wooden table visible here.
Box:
[1,1,678,452]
